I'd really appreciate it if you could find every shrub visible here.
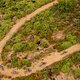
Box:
[14,34,22,43]
[12,56,18,63]
[70,52,80,63]
[11,56,32,68]
[34,54,44,60]
[66,34,77,44]
[58,0,77,12]
[61,61,71,73]
[59,41,72,50]
[41,40,49,48]
[27,42,36,50]
[73,68,80,78]
[22,59,32,67]
[11,56,18,67]
[13,42,26,52]
[21,24,32,36]
[4,45,11,52]
[34,36,40,44]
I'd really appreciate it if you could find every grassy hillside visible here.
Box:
[0,0,80,80]
[1,0,80,68]
[0,0,53,40]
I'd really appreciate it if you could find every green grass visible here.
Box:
[11,55,32,68]
[0,0,53,40]
[58,0,77,12]
[1,0,80,68]
[56,33,78,51]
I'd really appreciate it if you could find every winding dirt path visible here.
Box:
[0,44,80,80]
[0,0,58,54]
[0,1,80,80]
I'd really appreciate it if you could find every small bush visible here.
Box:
[11,56,18,67]
[27,42,36,50]
[59,41,72,50]
[61,61,71,73]
[14,34,22,43]
[70,52,80,63]
[22,59,32,67]
[66,34,77,44]
[34,36,40,44]
[11,55,32,68]
[58,0,77,12]
[34,54,44,60]
[41,40,49,48]
[13,42,26,52]
[73,68,80,78]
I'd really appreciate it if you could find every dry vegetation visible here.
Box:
[0,0,80,80]
[0,0,53,40]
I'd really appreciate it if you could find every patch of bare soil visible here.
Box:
[52,31,65,40]
[55,72,75,80]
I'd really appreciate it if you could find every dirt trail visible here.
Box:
[0,1,80,80]
[0,44,80,80]
[0,0,58,54]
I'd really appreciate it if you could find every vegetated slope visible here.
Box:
[0,0,80,80]
[0,0,58,54]
[0,0,53,40]
[2,0,80,69]
[14,51,80,80]
[0,44,80,79]
[10,0,80,80]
